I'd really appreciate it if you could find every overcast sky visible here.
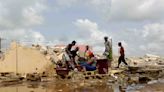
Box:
[0,0,164,56]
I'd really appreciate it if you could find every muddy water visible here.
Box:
[1,79,164,92]
[0,80,114,92]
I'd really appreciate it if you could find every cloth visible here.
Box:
[80,62,96,71]
[88,57,97,66]
[85,50,94,58]
[63,52,71,61]
[63,53,75,69]
[104,41,111,52]
[104,40,112,60]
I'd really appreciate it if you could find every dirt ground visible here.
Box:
[137,83,164,92]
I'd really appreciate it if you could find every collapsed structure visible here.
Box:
[0,42,58,75]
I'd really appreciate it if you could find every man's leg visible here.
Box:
[122,55,128,65]
[117,56,122,68]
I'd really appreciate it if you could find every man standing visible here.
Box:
[103,36,112,60]
[117,42,128,68]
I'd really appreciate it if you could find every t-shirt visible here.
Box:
[85,50,94,58]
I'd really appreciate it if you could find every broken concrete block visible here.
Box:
[108,79,115,83]
[129,76,139,83]
[110,70,124,75]
[26,74,41,81]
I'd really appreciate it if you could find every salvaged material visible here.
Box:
[56,68,69,76]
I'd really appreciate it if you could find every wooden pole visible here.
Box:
[16,41,18,74]
[0,37,1,51]
[111,38,113,61]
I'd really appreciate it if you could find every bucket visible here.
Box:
[96,59,109,74]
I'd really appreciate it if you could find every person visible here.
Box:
[71,47,79,59]
[70,47,80,65]
[79,45,97,71]
[117,42,128,68]
[65,40,76,57]
[63,40,76,69]
[84,45,94,60]
[103,36,112,60]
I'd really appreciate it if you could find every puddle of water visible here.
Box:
[0,80,114,92]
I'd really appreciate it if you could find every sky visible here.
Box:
[0,0,164,56]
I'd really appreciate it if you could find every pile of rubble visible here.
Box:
[0,42,64,76]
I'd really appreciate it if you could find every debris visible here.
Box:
[139,76,151,84]
[26,73,41,81]
[147,80,158,84]
[56,68,69,76]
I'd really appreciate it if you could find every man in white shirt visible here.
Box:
[103,36,112,60]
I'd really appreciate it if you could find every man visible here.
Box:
[80,45,96,71]
[84,45,94,60]
[65,40,76,57]
[103,36,112,60]
[117,42,128,68]
[64,41,76,69]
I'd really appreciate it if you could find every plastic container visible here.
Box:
[96,59,109,74]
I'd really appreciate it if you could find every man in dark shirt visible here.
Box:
[117,42,128,68]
